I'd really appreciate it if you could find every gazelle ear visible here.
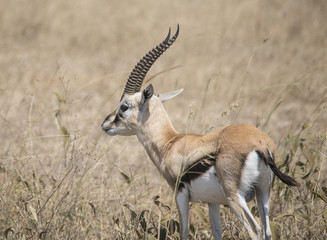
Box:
[157,89,184,103]
[140,84,154,109]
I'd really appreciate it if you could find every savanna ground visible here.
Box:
[0,0,327,239]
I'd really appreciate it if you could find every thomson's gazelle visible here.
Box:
[101,25,298,240]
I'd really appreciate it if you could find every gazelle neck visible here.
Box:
[136,97,180,187]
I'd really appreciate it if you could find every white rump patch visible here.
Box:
[239,150,273,198]
[239,151,260,195]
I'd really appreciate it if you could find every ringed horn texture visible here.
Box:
[120,24,179,100]
[101,25,299,240]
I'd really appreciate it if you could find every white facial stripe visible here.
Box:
[109,114,116,123]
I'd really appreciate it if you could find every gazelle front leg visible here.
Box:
[208,203,223,240]
[176,187,190,240]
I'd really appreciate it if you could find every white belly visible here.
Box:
[188,166,227,205]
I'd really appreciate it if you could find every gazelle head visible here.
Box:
[101,25,183,136]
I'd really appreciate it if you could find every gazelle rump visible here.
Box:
[101,26,298,240]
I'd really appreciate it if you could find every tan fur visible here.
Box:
[215,124,276,188]
[99,26,299,239]
[102,92,293,240]
[103,94,276,189]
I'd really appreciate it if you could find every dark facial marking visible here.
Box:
[121,104,128,112]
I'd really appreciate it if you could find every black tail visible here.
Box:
[256,150,298,186]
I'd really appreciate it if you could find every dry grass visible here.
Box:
[1,0,327,239]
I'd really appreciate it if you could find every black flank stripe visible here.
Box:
[176,154,216,191]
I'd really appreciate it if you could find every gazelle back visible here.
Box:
[101,25,298,240]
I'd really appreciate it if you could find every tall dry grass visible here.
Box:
[0,0,326,239]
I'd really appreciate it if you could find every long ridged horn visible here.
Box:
[120,24,180,101]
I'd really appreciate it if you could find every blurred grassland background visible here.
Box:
[0,0,327,239]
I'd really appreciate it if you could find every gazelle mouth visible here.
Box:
[101,122,111,132]
[105,129,116,136]
[102,126,111,132]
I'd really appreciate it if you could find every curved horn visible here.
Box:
[120,24,180,101]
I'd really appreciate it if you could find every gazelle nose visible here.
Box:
[101,120,111,132]
[101,121,106,130]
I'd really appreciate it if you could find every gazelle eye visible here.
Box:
[120,104,128,112]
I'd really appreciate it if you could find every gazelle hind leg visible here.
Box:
[208,203,223,240]
[216,156,260,239]
[227,192,261,240]
[256,164,273,239]
[256,188,271,240]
